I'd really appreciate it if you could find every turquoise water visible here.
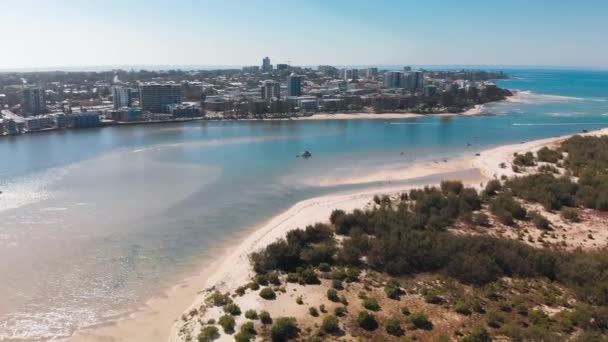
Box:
[1,69,608,340]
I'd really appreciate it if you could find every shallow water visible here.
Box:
[1,68,607,340]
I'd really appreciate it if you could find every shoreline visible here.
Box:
[68,125,608,342]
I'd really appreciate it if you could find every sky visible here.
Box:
[1,0,607,70]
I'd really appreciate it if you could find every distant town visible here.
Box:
[0,59,511,136]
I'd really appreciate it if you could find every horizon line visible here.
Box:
[1,63,608,73]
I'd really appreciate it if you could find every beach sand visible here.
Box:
[69,126,608,342]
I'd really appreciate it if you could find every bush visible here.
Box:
[198,326,220,342]
[537,146,562,163]
[410,312,433,330]
[362,297,381,311]
[473,212,491,227]
[320,315,340,334]
[259,287,277,300]
[454,301,472,315]
[530,211,551,230]
[234,322,256,342]
[206,291,231,307]
[259,311,272,325]
[514,151,536,167]
[441,180,464,195]
[330,209,346,225]
[218,314,236,334]
[267,271,281,285]
[357,311,379,331]
[423,288,443,304]
[300,268,321,285]
[332,278,343,290]
[384,278,403,300]
[327,289,340,302]
[270,317,299,342]
[561,208,580,222]
[244,309,258,320]
[401,306,411,316]
[334,306,347,317]
[223,303,241,316]
[318,262,331,272]
[485,180,502,196]
[461,326,491,342]
[385,318,404,336]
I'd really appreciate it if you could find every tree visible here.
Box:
[357,311,378,331]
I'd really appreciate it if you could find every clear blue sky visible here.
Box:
[1,0,607,69]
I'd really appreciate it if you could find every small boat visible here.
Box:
[301,150,312,158]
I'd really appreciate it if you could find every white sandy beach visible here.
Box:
[296,104,485,121]
[69,125,608,342]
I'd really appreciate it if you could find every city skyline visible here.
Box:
[1,0,608,70]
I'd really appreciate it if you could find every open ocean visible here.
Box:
[1,68,608,340]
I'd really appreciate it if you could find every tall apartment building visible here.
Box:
[383,71,402,88]
[139,83,183,113]
[261,80,281,100]
[22,87,47,117]
[111,86,132,109]
[286,73,303,97]
[261,57,273,73]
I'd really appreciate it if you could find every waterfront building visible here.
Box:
[0,119,4,135]
[22,87,47,117]
[287,73,303,97]
[111,86,132,109]
[24,115,54,131]
[261,57,273,73]
[70,112,101,128]
[410,70,425,91]
[139,83,183,113]
[261,80,281,100]
[165,104,201,118]
[423,85,438,97]
[109,107,143,122]
[51,112,68,128]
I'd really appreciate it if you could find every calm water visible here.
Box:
[1,69,608,340]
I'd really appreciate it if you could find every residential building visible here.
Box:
[139,83,183,113]
[287,73,303,97]
[261,80,281,100]
[22,87,47,117]
[276,64,289,70]
[366,67,378,79]
[165,104,201,118]
[70,112,101,128]
[261,57,273,73]
[24,115,54,131]
[242,66,260,73]
[111,86,132,109]
[383,71,401,88]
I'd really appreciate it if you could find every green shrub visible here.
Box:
[561,208,580,222]
[514,151,536,167]
[206,291,231,307]
[357,311,378,331]
[259,287,276,300]
[537,146,562,163]
[332,278,343,290]
[244,309,258,320]
[320,315,340,334]
[309,306,319,317]
[423,289,443,304]
[197,326,220,342]
[454,301,472,315]
[318,262,331,272]
[234,322,256,342]
[485,179,502,196]
[218,314,236,334]
[385,318,404,336]
[530,211,551,230]
[410,312,433,330]
[384,278,403,300]
[267,271,281,285]
[334,306,347,317]
[473,212,491,227]
[300,268,320,285]
[401,306,411,316]
[461,326,491,342]
[235,286,246,296]
[259,311,272,325]
[362,297,381,311]
[223,303,241,316]
[270,317,299,342]
[295,295,303,305]
[327,289,339,302]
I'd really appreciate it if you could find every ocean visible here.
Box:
[1,68,607,340]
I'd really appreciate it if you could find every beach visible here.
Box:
[66,125,608,342]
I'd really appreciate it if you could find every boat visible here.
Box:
[301,150,312,158]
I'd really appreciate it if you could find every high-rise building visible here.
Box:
[262,57,273,72]
[383,71,401,88]
[22,87,47,117]
[366,67,378,79]
[410,71,425,91]
[341,69,358,81]
[139,83,183,113]
[276,64,289,71]
[111,86,132,109]
[261,80,281,100]
[286,73,303,97]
